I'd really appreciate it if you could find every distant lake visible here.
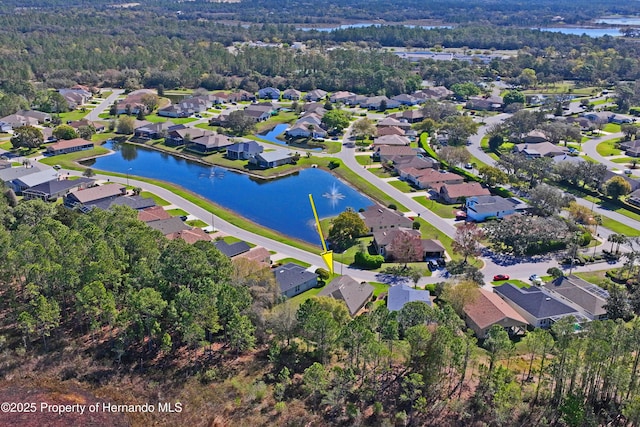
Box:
[86,142,373,245]
[297,23,452,32]
[535,27,622,37]
[595,17,640,26]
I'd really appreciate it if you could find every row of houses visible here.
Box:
[463,275,609,338]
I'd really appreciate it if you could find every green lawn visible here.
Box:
[92,132,117,143]
[186,219,208,227]
[139,191,170,206]
[574,270,609,285]
[414,196,457,218]
[368,167,395,178]
[599,215,640,236]
[603,123,621,133]
[596,139,622,156]
[139,114,168,124]
[39,146,110,170]
[57,109,90,122]
[171,117,198,125]
[167,208,189,217]
[337,237,374,266]
[274,257,311,268]
[0,140,12,150]
[370,282,391,297]
[492,279,530,288]
[355,155,372,166]
[286,286,323,308]
[218,235,255,247]
[195,123,218,131]
[388,179,415,193]
[611,157,635,164]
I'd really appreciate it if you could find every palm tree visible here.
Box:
[608,233,627,255]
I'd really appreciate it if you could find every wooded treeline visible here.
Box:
[0,0,634,27]
[2,190,640,425]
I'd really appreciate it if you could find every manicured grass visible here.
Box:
[323,141,342,154]
[219,235,256,247]
[254,112,298,133]
[370,282,391,297]
[388,179,414,193]
[0,140,12,150]
[139,191,170,206]
[195,123,218,131]
[368,166,395,178]
[492,279,530,288]
[611,157,635,164]
[274,257,311,268]
[414,196,457,218]
[92,132,117,143]
[11,162,21,167]
[603,123,621,133]
[167,208,189,217]
[338,237,374,266]
[186,219,209,227]
[574,270,609,285]
[98,113,111,119]
[599,216,640,237]
[139,114,168,124]
[355,155,372,166]
[57,109,90,122]
[171,117,198,125]
[286,286,323,307]
[39,146,110,170]
[596,138,622,156]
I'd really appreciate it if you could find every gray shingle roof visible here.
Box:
[387,284,432,311]
[318,275,374,316]
[543,275,608,318]
[146,217,191,235]
[213,240,251,258]
[274,263,318,294]
[494,283,577,319]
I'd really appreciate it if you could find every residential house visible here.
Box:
[463,288,529,338]
[46,138,94,156]
[392,109,425,124]
[0,112,39,129]
[188,133,233,154]
[343,94,369,106]
[466,96,504,111]
[610,114,634,124]
[628,189,640,207]
[243,103,275,122]
[0,167,42,186]
[158,96,211,118]
[513,142,567,158]
[286,122,327,139]
[377,117,412,130]
[439,182,491,204]
[226,141,264,160]
[359,205,413,233]
[59,88,92,109]
[387,284,432,311]
[329,91,356,103]
[603,170,640,191]
[543,275,609,321]
[0,160,11,170]
[146,217,191,236]
[164,128,210,147]
[64,184,126,211]
[213,240,252,258]
[282,89,302,101]
[92,194,156,211]
[115,89,155,115]
[22,177,94,201]
[8,169,60,194]
[565,116,594,131]
[372,135,411,147]
[582,111,612,125]
[251,150,294,168]
[257,87,281,100]
[620,140,640,157]
[407,169,464,190]
[373,227,445,261]
[68,119,105,133]
[305,89,328,102]
[465,195,527,222]
[493,283,585,328]
[395,156,439,176]
[318,275,374,316]
[234,246,272,267]
[376,145,417,163]
[391,94,420,106]
[134,121,180,140]
[523,130,549,144]
[157,104,194,118]
[361,96,400,110]
[138,206,172,223]
[166,228,212,244]
[219,90,256,103]
[296,113,323,127]
[274,262,318,298]
[377,126,405,137]
[415,86,453,100]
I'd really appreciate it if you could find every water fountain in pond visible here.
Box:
[322,183,345,208]
[198,166,225,183]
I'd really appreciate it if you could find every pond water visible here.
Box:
[535,27,622,37]
[297,23,451,32]
[86,142,373,245]
[259,123,323,152]
[595,17,640,26]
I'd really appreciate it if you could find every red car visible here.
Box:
[493,274,510,281]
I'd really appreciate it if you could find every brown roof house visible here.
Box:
[359,205,413,233]
[64,184,126,210]
[372,134,411,147]
[463,288,529,338]
[523,130,549,144]
[375,145,416,163]
[46,138,94,156]
[137,206,172,223]
[439,182,491,204]
[513,142,567,158]
[408,169,464,190]
[318,275,374,316]
[373,228,445,261]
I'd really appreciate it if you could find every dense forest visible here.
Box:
[2,188,640,425]
[0,0,637,27]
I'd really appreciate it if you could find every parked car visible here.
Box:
[493,274,510,281]
[436,258,446,268]
[529,274,539,281]
[464,163,473,169]
[53,164,61,170]
[427,261,437,271]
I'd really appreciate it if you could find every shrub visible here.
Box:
[388,204,397,210]
[412,220,421,230]
[315,268,330,280]
[354,251,384,269]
